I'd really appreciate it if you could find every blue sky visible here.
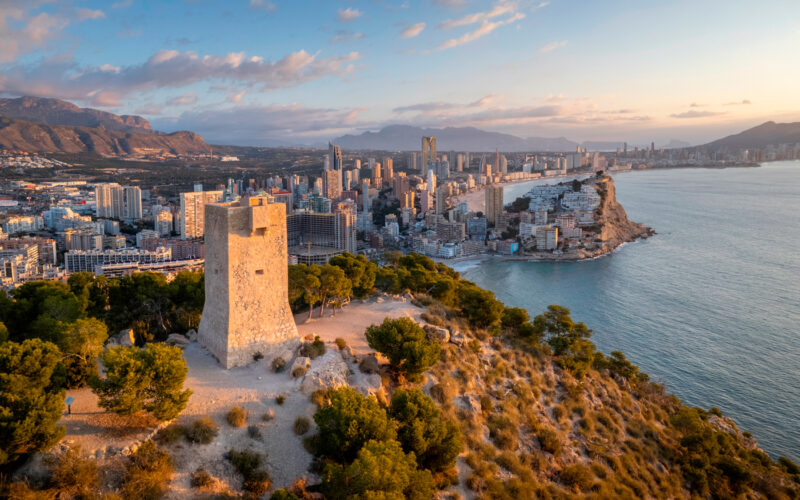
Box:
[1,0,799,146]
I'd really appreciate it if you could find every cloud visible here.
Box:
[155,103,372,145]
[112,0,134,8]
[433,0,468,9]
[167,92,198,106]
[75,9,106,21]
[670,110,727,119]
[249,0,276,12]
[399,23,425,38]
[393,102,458,113]
[690,102,707,107]
[135,104,162,115]
[0,2,105,64]
[723,99,752,106]
[338,8,362,22]
[469,94,501,107]
[330,30,366,44]
[0,49,361,107]
[438,0,517,30]
[438,12,524,49]
[539,40,567,53]
[228,90,247,103]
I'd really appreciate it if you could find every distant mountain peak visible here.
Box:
[334,125,579,152]
[0,95,153,134]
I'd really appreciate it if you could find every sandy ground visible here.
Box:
[56,295,423,497]
[295,295,424,354]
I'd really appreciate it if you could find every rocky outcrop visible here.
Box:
[300,351,350,395]
[594,175,652,247]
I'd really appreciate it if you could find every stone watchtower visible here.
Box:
[198,195,299,369]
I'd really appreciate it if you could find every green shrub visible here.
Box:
[388,388,463,472]
[253,351,264,361]
[272,356,287,372]
[300,336,326,359]
[270,489,300,500]
[122,441,173,500]
[365,317,440,380]
[537,427,562,455]
[262,410,275,421]
[186,417,218,444]
[321,439,434,500]
[228,449,270,496]
[276,395,285,405]
[190,468,214,489]
[227,406,248,427]
[247,425,262,440]
[49,446,99,497]
[313,387,396,462]
[0,339,66,466]
[155,424,186,445]
[92,343,192,421]
[294,417,310,435]
[335,338,347,350]
[561,463,593,490]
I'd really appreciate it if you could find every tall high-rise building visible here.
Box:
[465,152,471,171]
[382,157,393,180]
[485,184,504,226]
[422,136,436,176]
[456,153,464,172]
[328,142,343,171]
[95,183,124,219]
[372,162,382,187]
[323,169,342,200]
[123,186,142,219]
[96,183,141,220]
[180,190,224,239]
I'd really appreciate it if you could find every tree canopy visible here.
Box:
[365,317,440,379]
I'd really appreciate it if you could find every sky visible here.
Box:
[1,0,800,147]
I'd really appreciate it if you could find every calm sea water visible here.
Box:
[457,161,800,461]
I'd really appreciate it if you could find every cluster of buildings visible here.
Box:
[0,150,71,169]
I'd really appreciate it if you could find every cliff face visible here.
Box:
[0,116,209,156]
[594,175,651,246]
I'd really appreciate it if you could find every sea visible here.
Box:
[455,160,800,462]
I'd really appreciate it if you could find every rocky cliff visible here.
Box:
[594,175,652,247]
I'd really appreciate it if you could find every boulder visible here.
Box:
[106,328,135,347]
[166,334,189,347]
[450,331,466,346]
[186,329,198,341]
[291,356,311,378]
[358,353,381,374]
[301,351,350,395]
[365,373,382,390]
[341,345,356,364]
[424,325,450,343]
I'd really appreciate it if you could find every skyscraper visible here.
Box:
[96,183,142,220]
[422,136,436,176]
[328,142,342,171]
[123,186,143,219]
[323,169,342,200]
[485,184,504,226]
[180,190,224,239]
[382,157,393,180]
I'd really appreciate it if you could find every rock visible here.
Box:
[366,373,382,389]
[359,353,381,374]
[424,325,450,343]
[301,351,350,395]
[166,333,189,347]
[376,297,384,303]
[291,356,311,378]
[341,345,356,364]
[186,329,198,341]
[106,328,135,347]
[459,394,482,414]
[449,331,466,346]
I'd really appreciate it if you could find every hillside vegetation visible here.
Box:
[0,254,798,499]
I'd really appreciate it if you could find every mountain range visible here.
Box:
[1,96,798,156]
[0,96,209,156]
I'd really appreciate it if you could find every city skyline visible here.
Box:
[1,0,799,146]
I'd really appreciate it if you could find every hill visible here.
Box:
[0,96,209,156]
[335,125,579,152]
[0,116,209,156]
[0,96,153,134]
[702,121,800,150]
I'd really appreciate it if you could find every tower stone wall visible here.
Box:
[198,196,299,369]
